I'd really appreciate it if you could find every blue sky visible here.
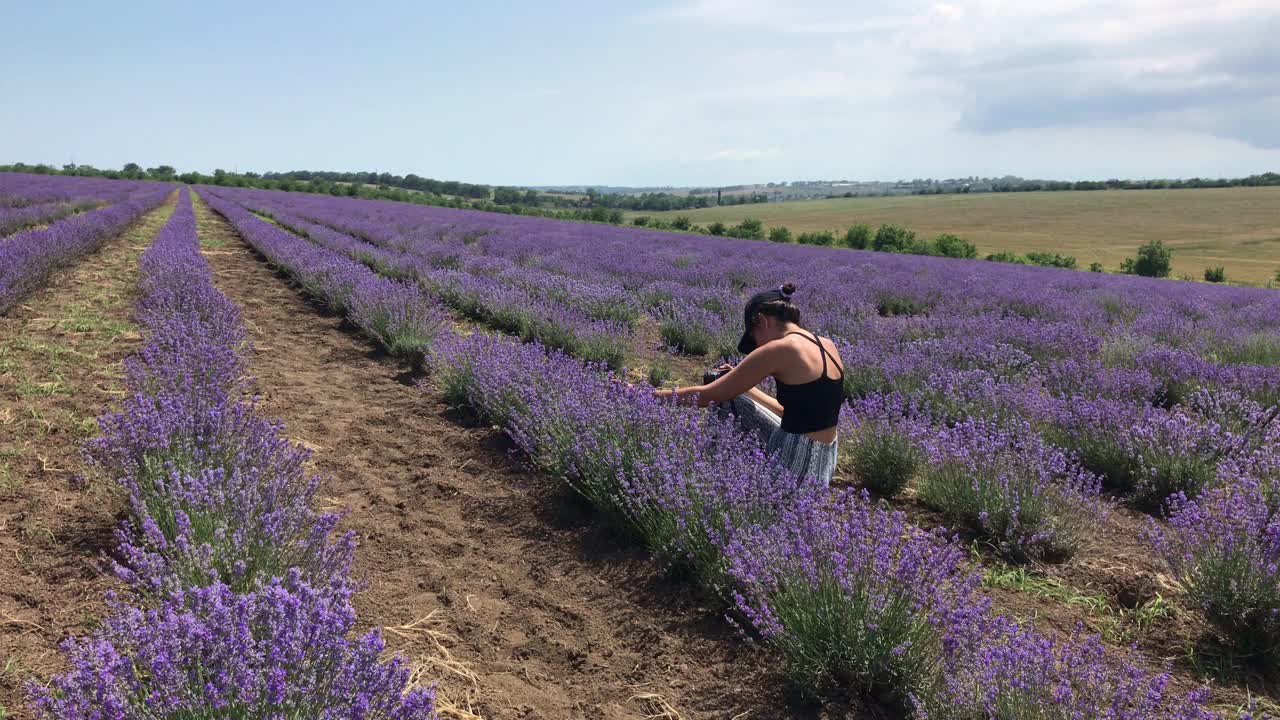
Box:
[3,0,1278,186]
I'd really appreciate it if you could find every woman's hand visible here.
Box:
[652,387,675,400]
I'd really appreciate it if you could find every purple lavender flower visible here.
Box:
[29,570,436,719]
[918,417,1106,561]
[921,618,1215,720]
[722,489,989,704]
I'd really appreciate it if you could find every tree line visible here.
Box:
[0,162,771,211]
[3,161,1274,285]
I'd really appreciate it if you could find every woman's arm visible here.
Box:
[744,386,784,417]
[655,346,778,408]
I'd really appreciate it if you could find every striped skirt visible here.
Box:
[723,394,838,487]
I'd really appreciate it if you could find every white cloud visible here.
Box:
[649,0,1280,149]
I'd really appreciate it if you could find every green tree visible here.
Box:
[1204,266,1226,283]
[843,224,871,250]
[121,162,143,179]
[1123,240,1172,277]
[986,251,1029,265]
[707,221,727,236]
[797,231,835,246]
[873,224,918,253]
[768,226,793,243]
[729,218,765,239]
[1026,252,1078,269]
[930,234,978,259]
[1089,262,1104,272]
[147,165,177,181]
[672,216,692,231]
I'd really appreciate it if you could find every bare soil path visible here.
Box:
[0,197,176,718]
[192,195,832,719]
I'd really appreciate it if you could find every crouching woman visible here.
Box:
[654,283,843,486]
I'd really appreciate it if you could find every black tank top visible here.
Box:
[776,331,844,434]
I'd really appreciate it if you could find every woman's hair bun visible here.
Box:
[780,282,797,297]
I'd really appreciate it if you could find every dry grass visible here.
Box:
[628,689,685,719]
[635,186,1280,285]
[385,612,485,720]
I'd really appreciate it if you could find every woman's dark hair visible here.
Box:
[755,282,800,325]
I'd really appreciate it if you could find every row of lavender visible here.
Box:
[201,187,1280,664]
[193,190,1239,716]
[29,189,435,718]
[0,173,173,313]
[431,334,1231,718]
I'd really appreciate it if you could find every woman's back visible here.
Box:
[773,330,843,435]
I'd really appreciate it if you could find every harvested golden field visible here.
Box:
[635,187,1280,285]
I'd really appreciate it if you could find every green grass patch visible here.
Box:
[60,303,129,336]
[0,462,16,494]
[981,559,1172,644]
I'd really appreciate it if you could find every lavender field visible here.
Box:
[2,172,1278,718]
[197,185,1280,716]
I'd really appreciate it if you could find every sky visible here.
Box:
[2,0,1278,186]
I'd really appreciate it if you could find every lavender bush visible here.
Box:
[838,393,928,497]
[348,277,448,357]
[1149,475,1280,662]
[918,418,1105,561]
[186,182,1268,710]
[921,618,1215,720]
[428,332,821,589]
[88,190,353,594]
[29,571,436,719]
[723,490,987,705]
[0,177,169,312]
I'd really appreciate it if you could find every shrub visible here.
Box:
[729,217,765,239]
[1203,266,1226,282]
[875,293,929,317]
[348,279,448,357]
[632,215,650,227]
[671,215,692,231]
[873,224,918,253]
[797,230,836,246]
[985,251,1028,265]
[1148,477,1280,663]
[923,618,1214,720]
[647,358,673,388]
[724,491,985,704]
[843,224,872,250]
[707,221,727,236]
[768,226,793,243]
[930,234,978,259]
[657,306,722,356]
[89,393,355,594]
[1122,239,1172,277]
[29,572,437,720]
[918,418,1104,561]
[1041,398,1224,509]
[427,333,819,591]
[1026,252,1078,269]
[841,427,922,497]
[1089,262,1104,272]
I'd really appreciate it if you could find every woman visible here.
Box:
[654,283,844,486]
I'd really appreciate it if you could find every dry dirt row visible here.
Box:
[191,195,841,719]
[0,197,176,718]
